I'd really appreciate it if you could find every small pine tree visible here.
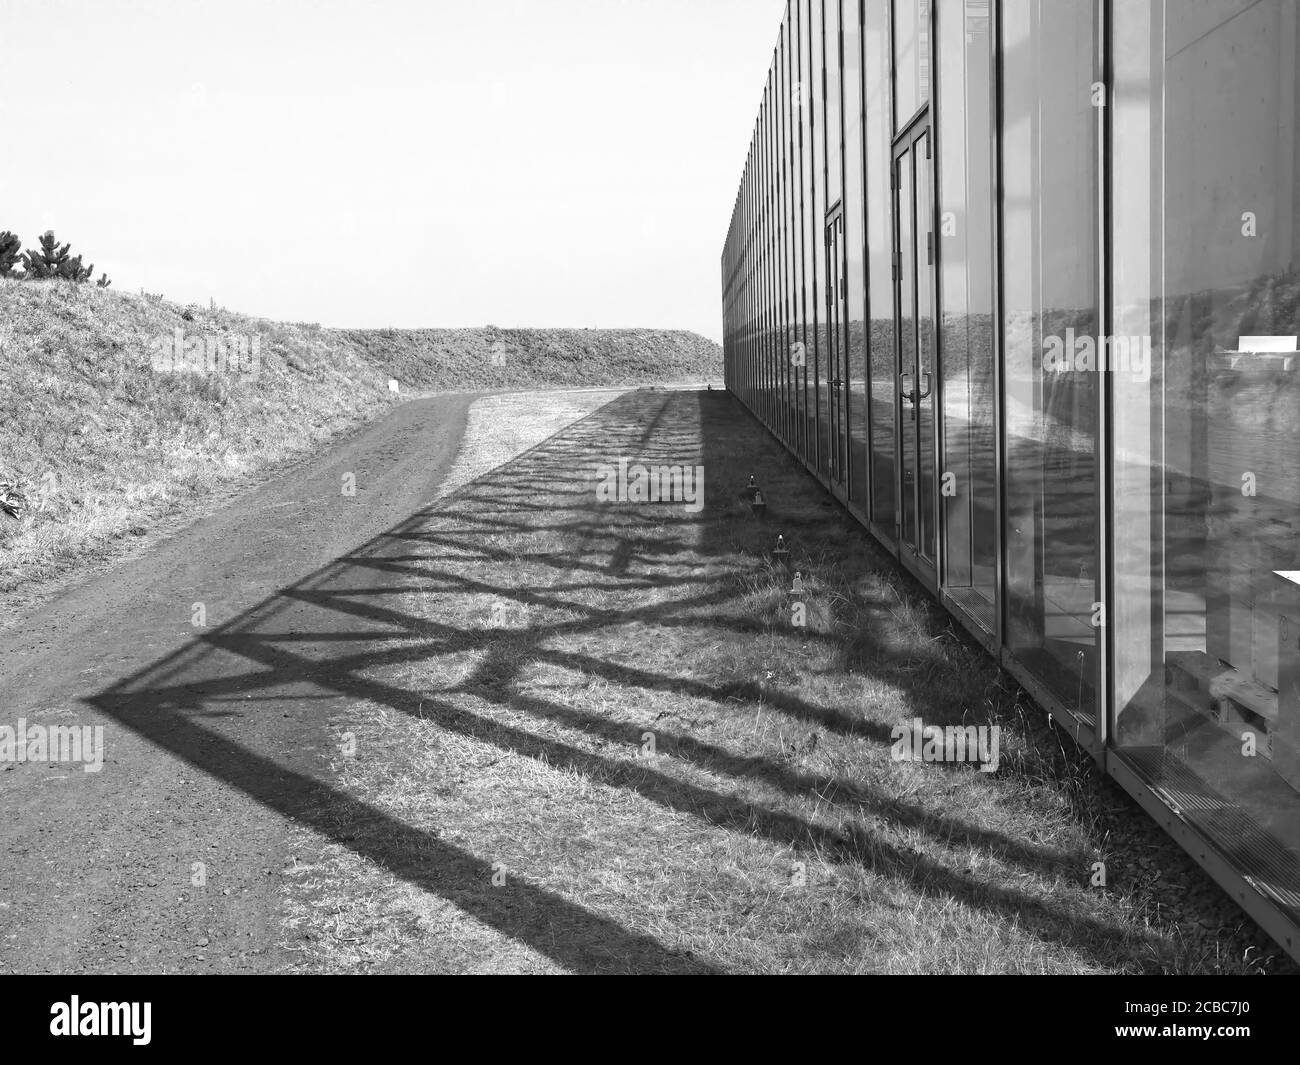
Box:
[59,254,93,282]
[22,231,73,279]
[96,272,112,288]
[21,230,95,282]
[0,231,21,278]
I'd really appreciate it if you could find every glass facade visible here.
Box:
[801,0,820,463]
[864,0,895,539]
[823,0,846,482]
[780,19,795,441]
[810,0,827,473]
[1110,0,1300,935]
[936,0,996,634]
[721,0,1300,962]
[842,0,869,505]
[1001,0,1101,723]
[893,0,931,127]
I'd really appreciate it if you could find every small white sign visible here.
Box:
[1237,336,1297,353]
[388,379,400,393]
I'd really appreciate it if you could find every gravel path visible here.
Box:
[0,394,475,973]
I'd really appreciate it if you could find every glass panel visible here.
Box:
[754,122,760,413]
[844,0,869,504]
[787,5,804,448]
[744,153,751,406]
[777,42,788,439]
[774,81,783,428]
[795,0,810,460]
[1112,0,1300,890]
[758,100,766,418]
[892,0,931,129]
[769,71,777,427]
[824,216,839,474]
[763,85,773,425]
[780,20,792,438]
[937,0,997,630]
[826,0,842,208]
[826,213,849,482]
[781,64,790,433]
[865,0,896,532]
[915,130,936,564]
[1001,0,1100,723]
[798,1,815,459]
[743,155,754,408]
[750,143,756,409]
[897,147,917,545]
[758,116,763,416]
[751,126,758,411]
[772,71,780,429]
[810,0,826,471]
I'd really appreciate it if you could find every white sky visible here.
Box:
[1,0,787,340]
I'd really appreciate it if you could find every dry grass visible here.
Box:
[0,282,721,612]
[342,327,721,391]
[428,389,630,501]
[0,281,396,602]
[277,389,1296,974]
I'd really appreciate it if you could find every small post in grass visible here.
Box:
[772,534,790,568]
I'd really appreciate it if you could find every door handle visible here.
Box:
[917,371,932,400]
[900,371,915,421]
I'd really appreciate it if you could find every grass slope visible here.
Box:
[0,280,721,607]
[0,281,395,604]
[341,326,721,391]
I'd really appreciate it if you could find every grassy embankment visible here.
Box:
[0,280,720,608]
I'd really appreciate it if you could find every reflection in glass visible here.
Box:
[1001,0,1099,722]
[892,0,931,129]
[763,83,774,427]
[915,129,936,564]
[937,0,997,630]
[865,0,896,534]
[774,36,785,436]
[746,148,753,408]
[720,0,1300,946]
[825,213,849,482]
[754,126,760,417]
[795,0,816,465]
[809,0,826,470]
[750,142,756,410]
[826,0,842,208]
[894,128,937,569]
[843,0,870,505]
[783,12,800,442]
[1112,0,1300,901]
[822,0,845,483]
[896,148,916,545]
[793,0,810,461]
[743,154,754,408]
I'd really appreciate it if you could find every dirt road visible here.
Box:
[0,394,474,973]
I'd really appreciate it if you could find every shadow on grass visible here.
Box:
[87,389,1158,972]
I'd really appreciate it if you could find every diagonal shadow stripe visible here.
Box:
[86,684,717,974]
